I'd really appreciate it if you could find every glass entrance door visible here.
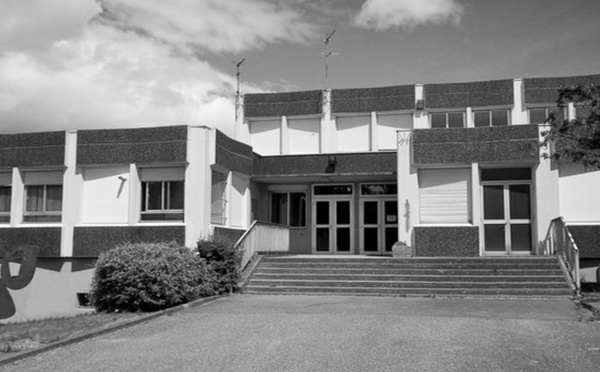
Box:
[360,199,398,254]
[312,184,354,254]
[314,199,353,254]
[482,183,532,254]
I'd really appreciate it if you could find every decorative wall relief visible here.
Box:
[0,245,39,319]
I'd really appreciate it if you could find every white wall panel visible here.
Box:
[377,114,412,150]
[336,115,370,152]
[559,163,600,222]
[81,166,129,224]
[288,117,320,154]
[249,119,281,155]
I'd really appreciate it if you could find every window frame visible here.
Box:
[528,106,566,124]
[0,185,11,223]
[270,191,307,228]
[429,111,465,129]
[473,109,510,127]
[140,180,184,222]
[23,184,63,223]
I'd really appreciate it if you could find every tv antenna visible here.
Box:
[234,58,246,120]
[320,29,338,90]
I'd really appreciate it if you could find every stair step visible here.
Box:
[251,274,566,282]
[247,279,568,289]
[257,268,564,275]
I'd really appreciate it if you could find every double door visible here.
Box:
[482,182,532,255]
[313,197,353,254]
[360,199,398,254]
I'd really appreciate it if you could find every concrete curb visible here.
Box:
[0,295,224,367]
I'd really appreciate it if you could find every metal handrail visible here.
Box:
[543,217,580,294]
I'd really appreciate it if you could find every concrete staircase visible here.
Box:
[244,255,573,297]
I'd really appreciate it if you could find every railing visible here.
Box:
[543,217,580,294]
[234,221,290,271]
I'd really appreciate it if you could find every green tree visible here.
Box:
[542,84,600,169]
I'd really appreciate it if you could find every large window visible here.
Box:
[419,168,470,224]
[0,172,10,223]
[271,192,306,227]
[474,110,509,127]
[141,181,184,221]
[24,185,63,222]
[211,170,228,225]
[529,107,565,124]
[430,112,465,128]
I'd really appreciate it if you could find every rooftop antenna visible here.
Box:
[234,58,246,121]
[321,29,338,90]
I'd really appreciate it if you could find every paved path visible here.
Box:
[2,295,600,372]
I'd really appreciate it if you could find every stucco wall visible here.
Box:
[559,163,600,222]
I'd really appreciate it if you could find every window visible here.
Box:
[529,107,565,124]
[430,112,465,128]
[271,192,306,227]
[419,168,470,224]
[0,172,10,223]
[576,105,592,118]
[474,110,509,127]
[24,184,63,222]
[211,170,228,225]
[141,181,184,221]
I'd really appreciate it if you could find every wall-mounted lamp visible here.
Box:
[415,99,425,111]
[118,176,127,181]
[326,155,337,173]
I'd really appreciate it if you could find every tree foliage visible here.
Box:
[542,84,600,169]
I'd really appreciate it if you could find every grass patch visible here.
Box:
[0,312,142,355]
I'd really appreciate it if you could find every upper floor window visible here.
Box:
[141,181,184,221]
[575,105,591,118]
[139,167,185,222]
[25,185,63,223]
[529,107,565,124]
[430,112,465,128]
[271,192,306,227]
[474,110,509,127]
[211,170,228,225]
[23,170,63,223]
[0,172,10,223]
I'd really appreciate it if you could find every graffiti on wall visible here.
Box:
[0,245,39,319]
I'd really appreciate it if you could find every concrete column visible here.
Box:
[396,129,419,246]
[414,85,428,129]
[128,163,140,226]
[185,126,213,246]
[60,130,81,257]
[281,116,289,155]
[465,107,474,128]
[470,163,482,254]
[512,79,528,125]
[234,95,250,143]
[321,90,335,153]
[10,167,23,226]
[370,112,378,151]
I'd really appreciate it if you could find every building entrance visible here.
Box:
[312,185,354,254]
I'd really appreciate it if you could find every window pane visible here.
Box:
[363,201,378,225]
[0,186,10,212]
[361,184,397,195]
[336,228,351,252]
[168,181,184,210]
[447,112,464,128]
[548,108,564,122]
[509,185,530,219]
[336,201,350,225]
[529,108,547,124]
[26,186,44,212]
[316,228,329,251]
[364,228,378,252]
[385,227,398,252]
[211,171,227,225]
[289,193,306,227]
[511,224,532,251]
[45,185,63,212]
[576,106,591,117]
[491,110,508,126]
[474,111,489,127]
[314,185,353,195]
[316,201,329,225]
[484,224,505,251]
[384,201,397,224]
[483,185,504,220]
[430,113,446,128]
[146,182,163,210]
[271,193,288,225]
[481,168,531,181]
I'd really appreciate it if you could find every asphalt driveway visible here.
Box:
[2,295,600,372]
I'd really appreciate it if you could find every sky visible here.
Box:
[1,0,599,136]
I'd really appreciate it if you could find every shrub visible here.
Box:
[90,242,214,312]
[197,235,241,294]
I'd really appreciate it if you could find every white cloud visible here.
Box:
[355,0,464,31]
[0,0,319,135]
[94,0,319,55]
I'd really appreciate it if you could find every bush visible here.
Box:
[90,242,214,312]
[197,235,241,294]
